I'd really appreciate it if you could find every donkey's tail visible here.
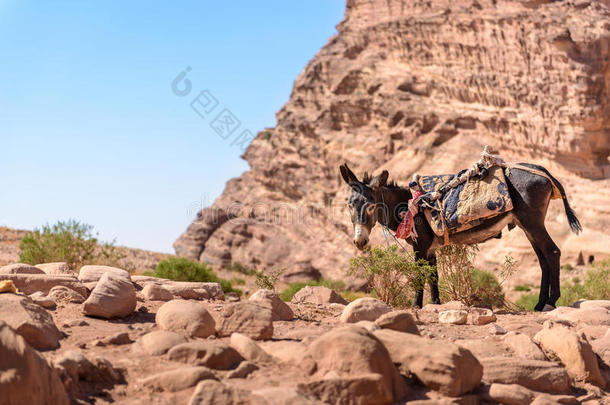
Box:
[537,166,582,234]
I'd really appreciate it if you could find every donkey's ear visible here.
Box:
[370,170,389,190]
[340,163,358,185]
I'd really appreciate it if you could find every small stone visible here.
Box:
[340,297,392,323]
[489,324,507,335]
[83,272,136,319]
[216,301,274,340]
[249,289,294,321]
[141,366,217,392]
[135,330,187,356]
[49,285,86,304]
[291,285,348,305]
[29,291,56,309]
[156,300,216,338]
[469,307,497,325]
[226,361,258,379]
[142,284,173,301]
[375,310,419,334]
[438,310,468,325]
[230,332,274,364]
[167,340,244,370]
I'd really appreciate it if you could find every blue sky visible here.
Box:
[0,1,345,252]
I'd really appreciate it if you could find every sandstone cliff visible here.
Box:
[175,0,610,285]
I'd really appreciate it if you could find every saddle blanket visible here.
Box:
[417,165,513,236]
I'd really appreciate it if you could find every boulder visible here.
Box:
[0,274,87,296]
[552,307,610,326]
[375,310,419,334]
[479,357,571,393]
[573,300,610,310]
[78,265,131,283]
[230,333,274,363]
[216,301,274,340]
[0,263,45,274]
[482,383,536,405]
[591,328,610,367]
[0,294,61,350]
[258,340,307,364]
[134,330,187,356]
[503,332,547,361]
[165,281,224,300]
[422,301,469,313]
[291,285,348,305]
[374,328,482,397]
[142,284,173,301]
[226,361,258,379]
[533,320,605,386]
[141,366,217,392]
[53,351,123,395]
[29,291,56,309]
[167,340,243,370]
[438,310,468,325]
[251,387,316,405]
[354,320,379,332]
[249,289,294,321]
[83,272,136,319]
[188,380,252,405]
[298,373,394,405]
[156,300,216,338]
[0,321,69,405]
[303,326,407,403]
[49,285,86,304]
[36,262,71,275]
[469,307,497,325]
[340,298,392,323]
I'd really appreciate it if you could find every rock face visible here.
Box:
[0,321,69,405]
[0,294,62,350]
[174,0,610,281]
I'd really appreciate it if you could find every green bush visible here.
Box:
[19,219,127,272]
[517,260,610,310]
[225,261,256,276]
[514,284,532,292]
[350,245,433,308]
[154,257,240,294]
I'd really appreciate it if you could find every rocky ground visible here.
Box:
[1,263,609,405]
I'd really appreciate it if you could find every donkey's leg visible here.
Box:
[428,255,441,305]
[413,249,427,308]
[529,228,561,308]
[527,241,551,311]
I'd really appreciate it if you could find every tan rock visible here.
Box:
[188,380,251,405]
[438,310,468,325]
[0,294,61,350]
[83,272,136,319]
[142,283,173,301]
[573,300,610,310]
[216,301,273,340]
[164,281,224,300]
[36,262,71,275]
[298,373,393,405]
[249,289,294,321]
[503,332,547,361]
[78,265,131,283]
[29,291,56,309]
[483,383,536,405]
[156,300,216,338]
[591,328,610,367]
[49,285,86,303]
[469,307,497,325]
[258,340,307,364]
[167,340,243,370]
[480,357,570,393]
[0,321,69,405]
[141,366,217,392]
[354,320,379,332]
[552,307,610,326]
[291,285,348,305]
[0,263,45,274]
[0,273,87,296]
[422,301,469,313]
[374,328,481,397]
[251,387,317,405]
[340,297,391,323]
[135,330,187,356]
[375,310,419,334]
[303,326,407,403]
[533,321,605,386]
[230,332,274,364]
[226,361,258,379]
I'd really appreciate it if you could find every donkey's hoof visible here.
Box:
[412,304,422,310]
[542,304,556,312]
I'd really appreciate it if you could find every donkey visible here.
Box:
[340,162,582,311]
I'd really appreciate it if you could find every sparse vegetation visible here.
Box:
[561,263,574,271]
[225,261,257,276]
[19,219,129,272]
[254,268,285,291]
[514,284,532,292]
[436,245,516,308]
[154,257,241,294]
[229,277,246,285]
[517,259,610,310]
[349,245,434,308]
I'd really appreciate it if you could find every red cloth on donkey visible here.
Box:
[395,190,422,240]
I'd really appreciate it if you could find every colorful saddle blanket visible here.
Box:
[417,165,513,237]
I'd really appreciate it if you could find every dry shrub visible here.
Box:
[254,268,285,291]
[436,244,517,309]
[349,245,434,308]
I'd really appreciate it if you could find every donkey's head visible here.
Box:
[339,163,388,250]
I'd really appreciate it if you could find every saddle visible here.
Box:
[416,165,513,237]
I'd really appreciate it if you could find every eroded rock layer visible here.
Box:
[175,0,610,282]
